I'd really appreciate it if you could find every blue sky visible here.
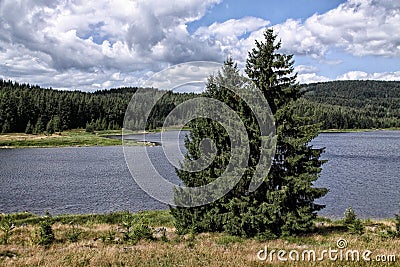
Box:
[0,0,399,91]
[187,0,346,31]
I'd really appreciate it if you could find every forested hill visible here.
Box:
[0,79,399,133]
[294,80,400,129]
[0,80,193,133]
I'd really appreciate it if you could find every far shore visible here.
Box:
[321,127,400,133]
[1,127,399,148]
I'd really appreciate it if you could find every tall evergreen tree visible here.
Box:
[25,120,33,134]
[171,59,266,235]
[245,28,328,236]
[46,118,54,135]
[34,117,44,134]
[171,29,328,237]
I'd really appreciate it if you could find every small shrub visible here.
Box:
[185,230,196,249]
[66,224,82,243]
[379,229,397,240]
[360,233,372,243]
[131,223,153,243]
[121,215,154,245]
[85,123,94,133]
[35,218,55,247]
[395,214,400,237]
[348,219,365,235]
[100,230,116,244]
[161,231,168,243]
[0,216,15,245]
[343,207,357,225]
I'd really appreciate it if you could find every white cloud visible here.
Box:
[0,0,223,90]
[337,70,400,81]
[142,61,222,91]
[273,0,400,58]
[195,17,269,41]
[297,73,331,84]
[295,65,320,74]
[0,0,399,90]
[194,17,269,61]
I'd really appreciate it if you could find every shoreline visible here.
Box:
[321,127,400,133]
[1,127,399,148]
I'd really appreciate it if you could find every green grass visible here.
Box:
[2,127,398,148]
[0,129,137,148]
[1,211,399,266]
[4,210,174,228]
[0,127,193,148]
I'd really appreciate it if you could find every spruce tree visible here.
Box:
[53,115,61,132]
[171,58,278,237]
[46,118,54,135]
[171,29,327,237]
[171,59,266,235]
[245,28,328,236]
[1,120,10,133]
[25,120,33,134]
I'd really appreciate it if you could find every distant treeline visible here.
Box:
[295,80,400,129]
[0,79,400,133]
[0,80,194,133]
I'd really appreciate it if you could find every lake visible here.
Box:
[0,130,399,218]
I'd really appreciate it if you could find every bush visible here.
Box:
[85,123,94,133]
[121,215,154,245]
[348,219,365,235]
[66,224,82,243]
[343,207,357,225]
[0,216,15,245]
[35,217,55,247]
[395,214,400,236]
[100,230,117,244]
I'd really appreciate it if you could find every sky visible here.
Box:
[0,0,399,91]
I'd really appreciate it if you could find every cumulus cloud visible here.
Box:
[295,65,320,75]
[0,0,224,89]
[273,0,400,58]
[337,70,400,81]
[0,0,398,90]
[297,73,331,84]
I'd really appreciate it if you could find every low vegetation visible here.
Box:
[0,129,136,148]
[0,210,399,266]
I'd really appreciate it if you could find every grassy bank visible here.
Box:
[2,127,400,148]
[0,127,188,148]
[1,211,399,266]
[0,129,135,148]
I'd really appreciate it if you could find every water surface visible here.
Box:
[1,130,399,218]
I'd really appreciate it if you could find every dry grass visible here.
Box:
[0,133,63,141]
[1,219,399,267]
[0,129,124,148]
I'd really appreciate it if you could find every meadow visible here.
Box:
[1,211,399,266]
[0,130,128,148]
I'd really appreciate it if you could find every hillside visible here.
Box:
[296,80,400,129]
[1,79,399,133]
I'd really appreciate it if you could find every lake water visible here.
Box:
[0,130,399,218]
